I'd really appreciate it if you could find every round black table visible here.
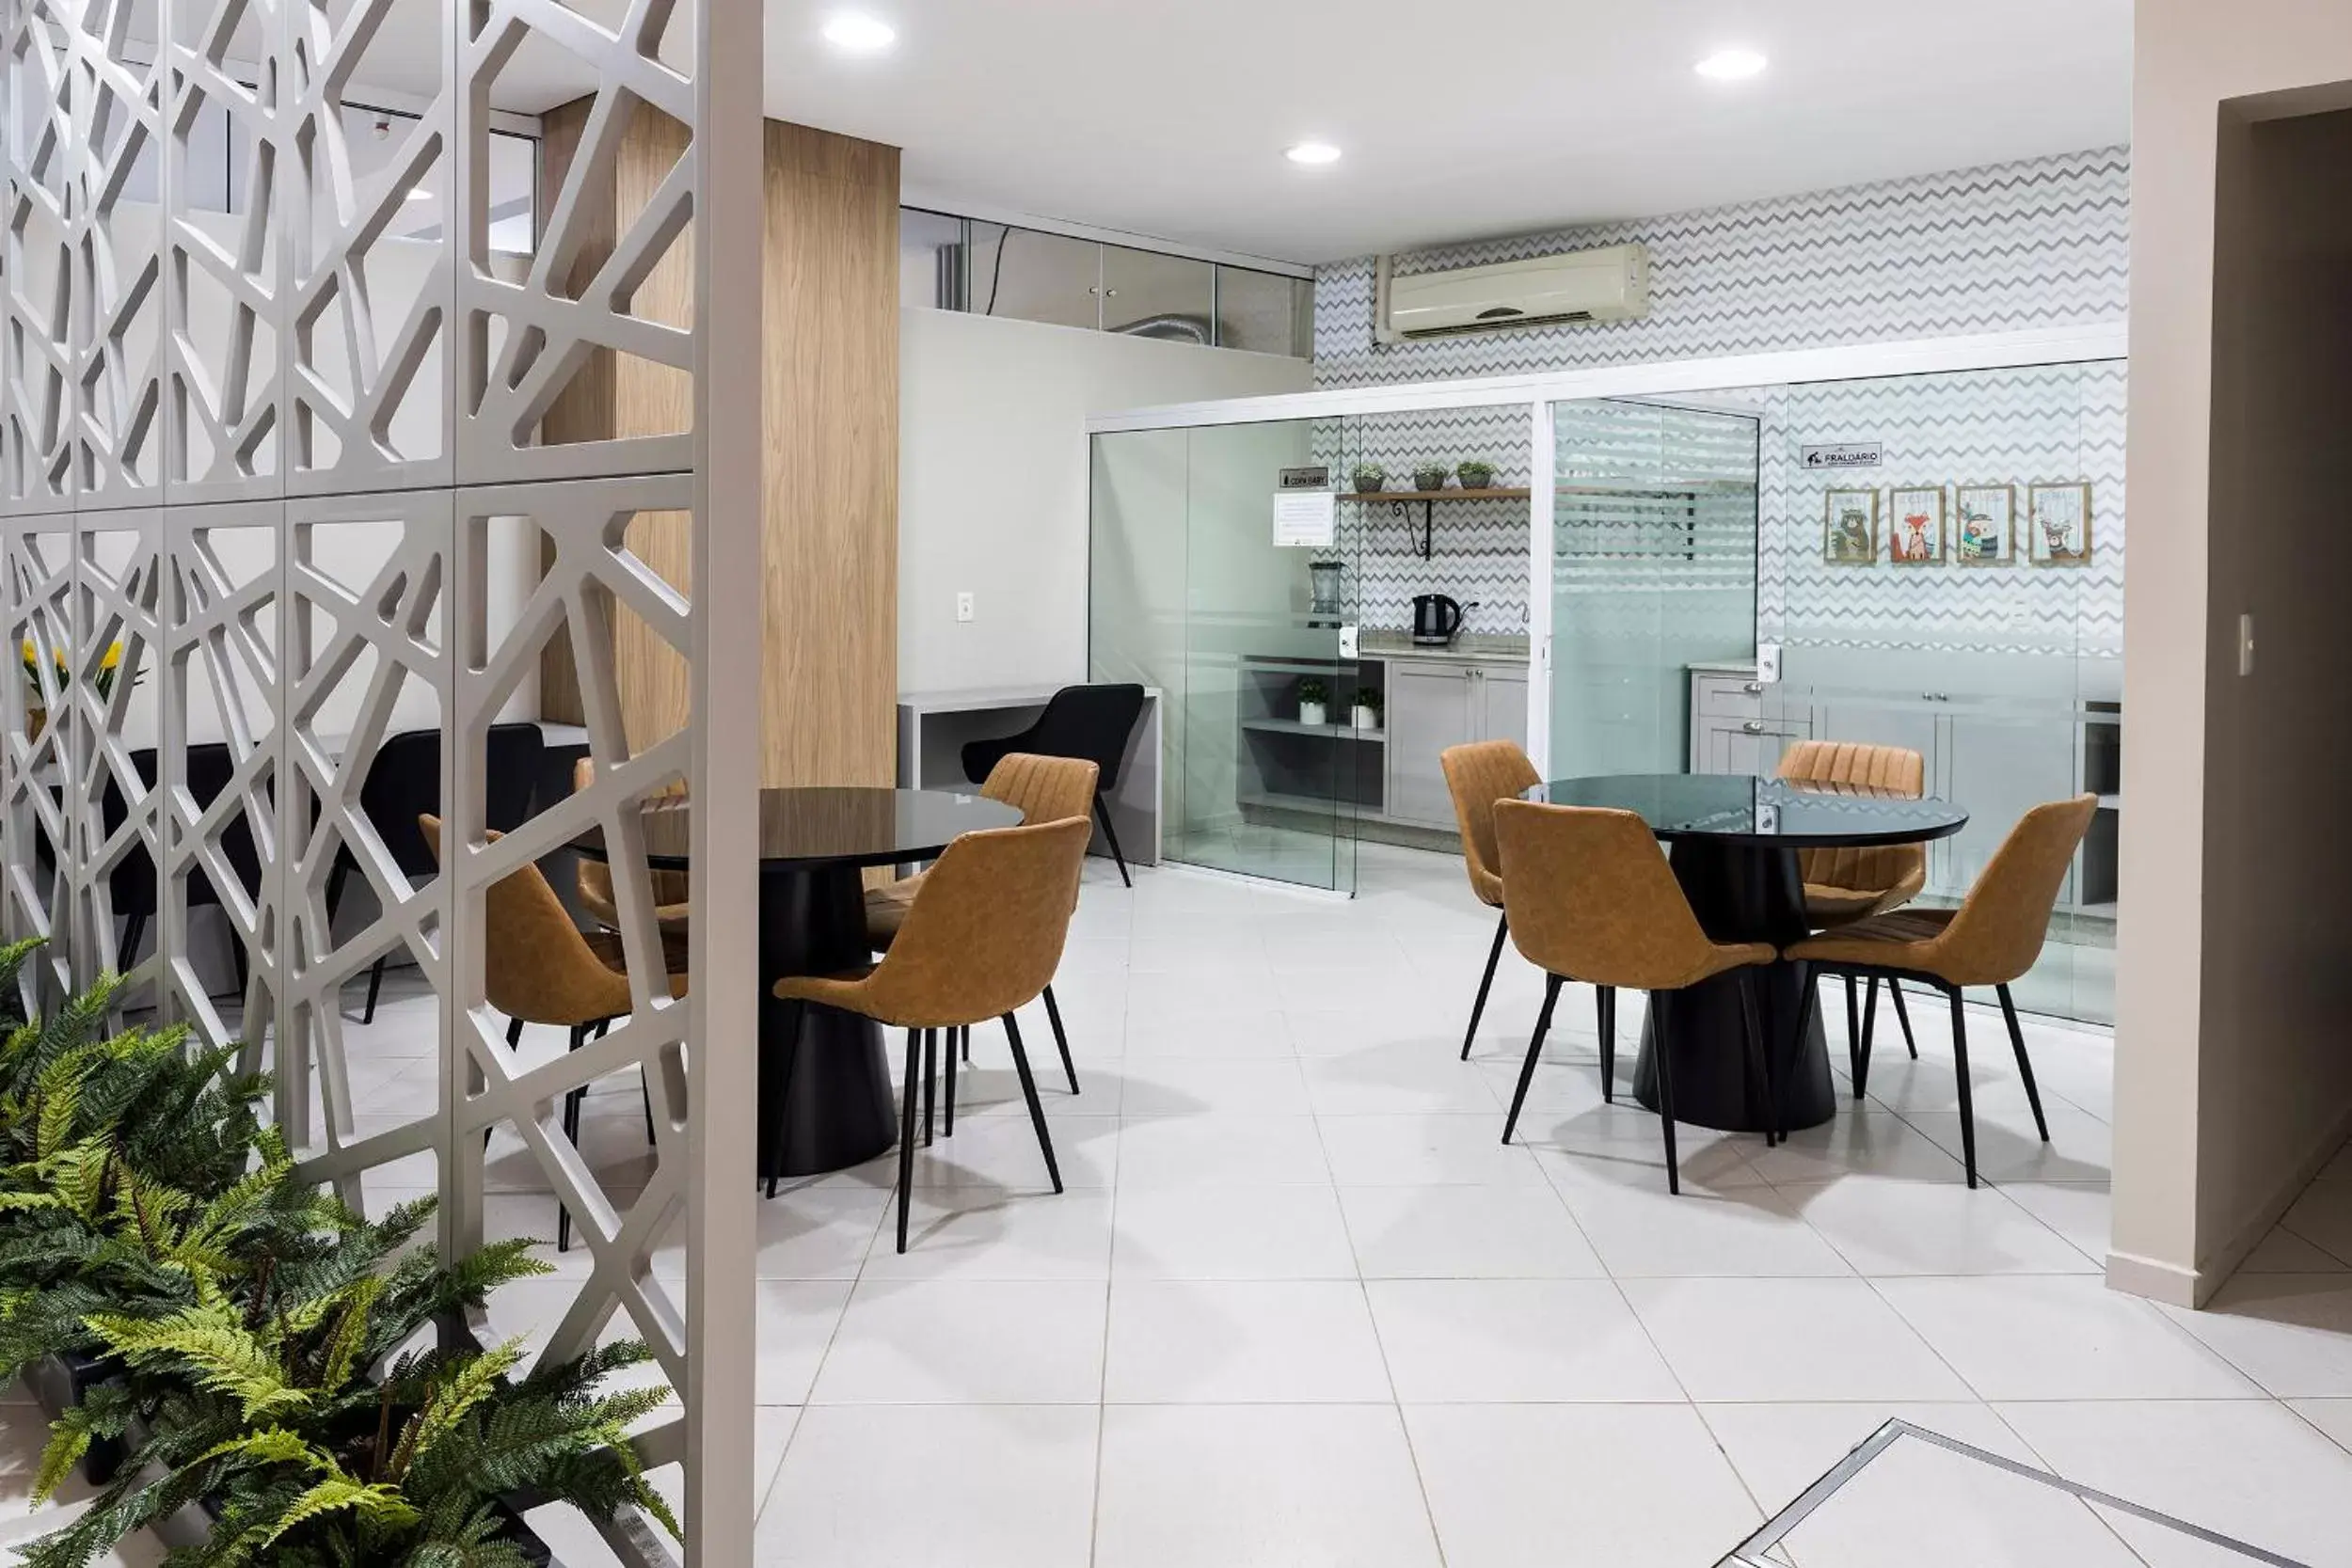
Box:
[1521,774,1967,1133]
[575,786,1021,1177]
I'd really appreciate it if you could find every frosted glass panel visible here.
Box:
[1550,400,1760,777]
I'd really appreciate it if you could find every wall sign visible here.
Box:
[1273,489,1336,547]
[1278,466,1332,490]
[1803,442,1883,470]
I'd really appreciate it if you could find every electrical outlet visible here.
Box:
[956,592,975,624]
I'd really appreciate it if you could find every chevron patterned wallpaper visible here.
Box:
[1760,361,2127,657]
[1319,147,2131,652]
[1311,145,2132,388]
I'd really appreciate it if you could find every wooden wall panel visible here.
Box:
[537,115,898,784]
[761,122,900,787]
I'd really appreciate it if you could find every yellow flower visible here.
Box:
[19,639,33,664]
[101,643,122,671]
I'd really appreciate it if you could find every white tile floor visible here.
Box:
[11,841,2352,1568]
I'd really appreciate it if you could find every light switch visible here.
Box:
[956,592,975,624]
[1756,642,1782,683]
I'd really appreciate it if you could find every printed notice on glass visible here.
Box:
[1273,489,1336,547]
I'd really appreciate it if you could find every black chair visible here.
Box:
[326,723,545,1022]
[102,745,264,984]
[961,684,1148,888]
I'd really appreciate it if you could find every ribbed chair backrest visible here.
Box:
[572,756,691,916]
[980,753,1100,829]
[1440,740,1541,908]
[1492,800,1724,993]
[1778,740,1926,895]
[857,816,1092,1028]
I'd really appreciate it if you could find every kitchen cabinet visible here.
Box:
[1688,670,1810,775]
[1387,659,1526,829]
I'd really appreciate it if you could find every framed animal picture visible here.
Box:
[1888,487,1946,565]
[1953,484,2016,565]
[1822,488,1879,566]
[2027,483,2093,565]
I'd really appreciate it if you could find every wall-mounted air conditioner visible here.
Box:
[1378,244,1650,341]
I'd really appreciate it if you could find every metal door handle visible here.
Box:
[1741,721,1765,734]
[1743,681,1764,694]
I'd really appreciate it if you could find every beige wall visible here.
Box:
[2113,0,2352,1304]
[898,309,1310,694]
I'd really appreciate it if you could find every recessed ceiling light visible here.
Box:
[1285,141,1343,166]
[1694,48,1768,81]
[822,11,897,53]
[405,188,434,201]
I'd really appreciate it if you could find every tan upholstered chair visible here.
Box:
[776,816,1091,1252]
[421,815,685,1250]
[1492,800,1775,1195]
[572,758,690,930]
[1784,795,2098,1188]
[1778,739,1930,1062]
[866,753,1099,1104]
[1440,740,1549,1061]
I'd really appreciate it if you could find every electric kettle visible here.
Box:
[1411,594,1467,646]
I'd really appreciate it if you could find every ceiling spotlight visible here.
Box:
[821,11,897,53]
[1694,49,1768,81]
[404,187,435,202]
[1285,141,1343,166]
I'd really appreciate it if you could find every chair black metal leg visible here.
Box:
[1861,976,1881,1077]
[1093,796,1132,888]
[506,1016,525,1049]
[1844,975,1864,1100]
[560,1022,587,1252]
[1042,985,1080,1093]
[894,1028,921,1253]
[360,956,386,1024]
[119,911,148,966]
[922,1029,937,1147]
[1502,974,1563,1146]
[945,1019,959,1137]
[1002,1012,1064,1194]
[1888,977,1919,1059]
[1736,972,1773,1146]
[764,1001,805,1198]
[961,1023,971,1064]
[1996,984,2050,1143]
[325,860,349,926]
[1948,986,1979,1189]
[1652,990,1681,1196]
[1460,911,1509,1061]
[1597,985,1616,1103]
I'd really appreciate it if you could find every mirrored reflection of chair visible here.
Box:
[420,815,685,1252]
[960,684,1146,887]
[1778,740,1931,1065]
[327,723,544,1023]
[572,757,690,931]
[776,816,1092,1253]
[1783,795,2098,1188]
[1493,800,1776,1195]
[1440,740,1565,1063]
[103,744,263,988]
[867,752,1098,1117]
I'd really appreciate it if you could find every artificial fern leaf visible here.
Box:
[32,1405,97,1505]
[256,1477,420,1548]
[87,1307,310,1419]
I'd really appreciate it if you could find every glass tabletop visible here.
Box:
[572,786,1024,870]
[1526,773,1968,849]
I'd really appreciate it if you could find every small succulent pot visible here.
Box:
[1349,463,1386,494]
[1411,463,1450,492]
[1456,460,1496,490]
[1351,702,1381,734]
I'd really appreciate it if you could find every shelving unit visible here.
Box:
[1234,655,1385,825]
[1342,488,1534,560]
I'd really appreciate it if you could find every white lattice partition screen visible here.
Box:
[0,1,766,1561]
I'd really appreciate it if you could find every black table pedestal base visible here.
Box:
[756,863,897,1179]
[1630,840,1836,1134]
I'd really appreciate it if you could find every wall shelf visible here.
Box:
[1342,488,1533,560]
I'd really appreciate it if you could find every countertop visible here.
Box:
[1359,632,1530,666]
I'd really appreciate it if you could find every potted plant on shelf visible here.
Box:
[1297,678,1328,728]
[1456,460,1496,490]
[1352,684,1383,735]
[1411,462,1450,493]
[1349,462,1386,494]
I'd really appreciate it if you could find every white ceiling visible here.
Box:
[761,0,2134,266]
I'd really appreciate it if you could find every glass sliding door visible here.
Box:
[1549,398,1762,778]
[1091,421,1362,893]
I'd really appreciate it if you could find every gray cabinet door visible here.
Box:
[1479,669,1530,752]
[1386,663,1475,827]
[1702,718,1806,776]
